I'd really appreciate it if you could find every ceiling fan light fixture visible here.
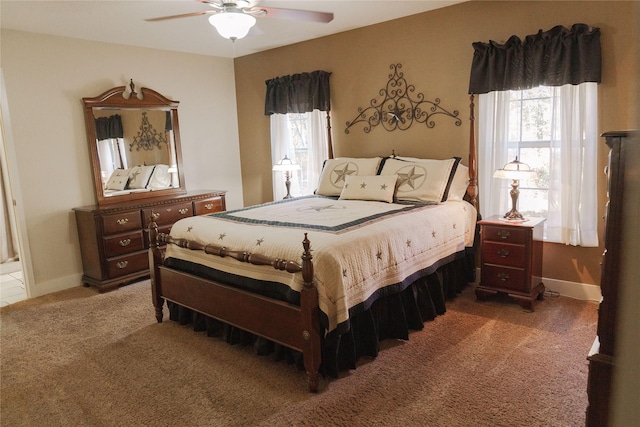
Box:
[208,10,256,41]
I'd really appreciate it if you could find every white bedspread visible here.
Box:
[166,196,476,333]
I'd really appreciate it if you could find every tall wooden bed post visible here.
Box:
[466,94,478,210]
[326,110,334,160]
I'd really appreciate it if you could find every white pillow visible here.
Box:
[104,169,130,191]
[379,157,459,203]
[447,163,469,201]
[339,174,397,203]
[147,164,171,190]
[315,157,382,196]
[127,165,155,189]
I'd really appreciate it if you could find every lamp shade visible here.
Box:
[493,157,537,181]
[208,11,256,41]
[273,155,301,172]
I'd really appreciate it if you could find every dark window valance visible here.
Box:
[95,114,123,140]
[265,70,331,115]
[469,24,601,94]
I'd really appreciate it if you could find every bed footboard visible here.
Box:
[148,221,321,392]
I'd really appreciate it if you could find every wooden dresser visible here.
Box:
[586,131,635,426]
[74,190,226,292]
[476,216,545,311]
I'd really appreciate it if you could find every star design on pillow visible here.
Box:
[376,250,383,260]
[218,233,226,240]
[342,269,348,277]
[187,226,193,232]
[406,239,412,247]
[129,169,141,183]
[432,231,436,238]
[397,167,424,190]
[331,164,357,184]
[256,238,264,246]
[380,183,388,190]
[360,182,367,189]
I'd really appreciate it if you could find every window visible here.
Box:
[505,86,554,219]
[270,110,329,200]
[479,83,599,246]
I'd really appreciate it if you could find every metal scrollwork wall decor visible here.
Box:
[345,63,462,134]
[130,111,168,151]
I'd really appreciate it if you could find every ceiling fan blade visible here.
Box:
[145,11,215,22]
[251,7,333,23]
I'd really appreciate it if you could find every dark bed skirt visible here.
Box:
[166,249,475,378]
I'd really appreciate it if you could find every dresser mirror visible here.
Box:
[82,80,186,207]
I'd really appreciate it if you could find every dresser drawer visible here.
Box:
[194,197,225,215]
[103,231,145,257]
[106,251,149,278]
[481,264,526,292]
[143,202,193,227]
[483,226,526,244]
[102,210,142,235]
[482,241,526,268]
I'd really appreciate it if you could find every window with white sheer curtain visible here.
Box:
[478,83,599,246]
[270,111,328,200]
[469,23,601,246]
[265,70,331,201]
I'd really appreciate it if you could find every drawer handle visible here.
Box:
[497,248,509,258]
[116,218,129,225]
[179,208,189,215]
[119,239,131,247]
[497,230,510,240]
[116,261,129,269]
[497,272,510,281]
[204,203,214,210]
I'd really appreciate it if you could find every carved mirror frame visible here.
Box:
[83,81,186,207]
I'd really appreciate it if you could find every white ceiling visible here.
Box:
[1,0,465,58]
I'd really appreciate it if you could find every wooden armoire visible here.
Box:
[585,130,637,426]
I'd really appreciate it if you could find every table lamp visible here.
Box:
[272,155,301,199]
[493,156,537,221]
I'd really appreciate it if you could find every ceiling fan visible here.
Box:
[146,0,334,41]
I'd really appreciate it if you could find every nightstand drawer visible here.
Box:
[103,231,145,257]
[481,264,526,292]
[483,226,526,244]
[482,241,525,267]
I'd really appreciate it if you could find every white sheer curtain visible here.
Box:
[270,114,294,201]
[270,110,328,201]
[478,83,599,246]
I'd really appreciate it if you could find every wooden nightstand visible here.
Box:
[476,215,545,311]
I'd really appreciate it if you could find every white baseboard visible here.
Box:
[475,268,601,302]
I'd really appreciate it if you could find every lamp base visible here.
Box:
[502,209,526,221]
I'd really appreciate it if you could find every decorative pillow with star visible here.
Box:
[127,165,156,189]
[378,157,460,203]
[338,174,398,203]
[315,157,383,196]
[104,168,130,191]
[395,156,468,201]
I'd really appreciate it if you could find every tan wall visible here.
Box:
[1,30,244,296]
[234,1,638,287]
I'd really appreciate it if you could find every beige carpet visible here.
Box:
[0,280,597,426]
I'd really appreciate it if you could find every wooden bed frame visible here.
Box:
[149,96,478,392]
